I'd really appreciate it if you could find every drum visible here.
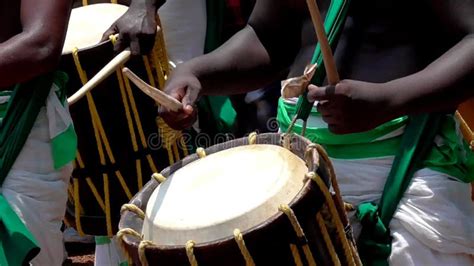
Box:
[456,98,474,151]
[61,3,187,236]
[456,98,474,201]
[119,133,361,266]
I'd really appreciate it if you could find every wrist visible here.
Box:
[382,80,410,118]
[129,0,159,13]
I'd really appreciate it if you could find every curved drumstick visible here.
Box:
[68,49,131,105]
[306,0,340,85]
[122,67,182,112]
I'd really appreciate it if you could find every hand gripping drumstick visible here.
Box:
[306,0,340,85]
[67,26,162,105]
[122,67,182,112]
[67,49,131,105]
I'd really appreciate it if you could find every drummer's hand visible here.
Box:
[158,66,201,130]
[101,2,159,55]
[307,80,397,134]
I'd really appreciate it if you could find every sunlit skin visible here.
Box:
[109,0,473,133]
[0,0,72,89]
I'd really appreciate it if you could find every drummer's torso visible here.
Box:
[0,1,21,43]
[291,0,457,84]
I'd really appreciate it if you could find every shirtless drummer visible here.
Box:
[0,0,75,265]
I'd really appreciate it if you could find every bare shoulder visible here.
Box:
[428,0,474,35]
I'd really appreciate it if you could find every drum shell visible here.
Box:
[457,98,474,149]
[61,40,178,236]
[120,133,353,265]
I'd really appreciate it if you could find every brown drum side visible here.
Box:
[456,98,474,201]
[119,133,358,265]
[457,98,474,150]
[60,40,184,236]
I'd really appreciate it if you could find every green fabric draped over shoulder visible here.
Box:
[289,1,466,265]
[198,0,237,134]
[0,72,67,266]
[356,114,443,266]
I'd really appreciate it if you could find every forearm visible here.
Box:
[387,35,474,115]
[129,0,164,13]
[182,26,289,96]
[0,0,71,89]
[0,32,62,88]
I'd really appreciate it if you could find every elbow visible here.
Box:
[27,33,63,73]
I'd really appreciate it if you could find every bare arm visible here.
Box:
[159,0,304,129]
[102,0,166,55]
[172,0,303,96]
[308,0,474,134]
[0,0,72,88]
[387,0,474,114]
[388,35,473,115]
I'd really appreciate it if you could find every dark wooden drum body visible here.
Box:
[61,4,185,236]
[457,98,474,151]
[119,133,360,266]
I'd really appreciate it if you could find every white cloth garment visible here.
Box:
[95,3,208,265]
[94,236,127,266]
[158,0,207,65]
[0,94,73,265]
[333,157,474,265]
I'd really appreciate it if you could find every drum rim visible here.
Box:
[62,3,128,55]
[118,132,328,251]
[62,39,111,56]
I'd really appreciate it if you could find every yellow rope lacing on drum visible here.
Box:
[233,229,255,266]
[152,172,167,183]
[72,47,115,236]
[138,240,154,266]
[290,244,304,266]
[279,204,317,266]
[186,240,199,266]
[196,147,206,158]
[69,5,186,237]
[117,227,143,265]
[152,14,170,87]
[157,117,185,165]
[248,132,257,145]
[310,144,362,265]
[315,213,341,266]
[120,204,145,219]
[306,171,357,266]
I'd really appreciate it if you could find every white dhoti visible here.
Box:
[333,157,474,265]
[0,86,75,266]
[277,96,474,265]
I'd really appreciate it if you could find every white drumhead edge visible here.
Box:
[62,3,128,54]
[142,144,308,246]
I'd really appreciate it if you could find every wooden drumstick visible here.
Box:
[68,49,131,105]
[306,0,340,85]
[122,67,182,112]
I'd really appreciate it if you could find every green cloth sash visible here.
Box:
[278,99,474,182]
[356,114,443,265]
[0,73,60,265]
[286,1,473,265]
[198,0,237,134]
[294,0,351,121]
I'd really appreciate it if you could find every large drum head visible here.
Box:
[143,144,308,245]
[63,3,128,54]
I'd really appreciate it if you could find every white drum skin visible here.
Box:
[62,3,128,54]
[143,144,308,245]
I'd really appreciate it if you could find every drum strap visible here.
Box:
[0,73,56,265]
[356,114,443,265]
